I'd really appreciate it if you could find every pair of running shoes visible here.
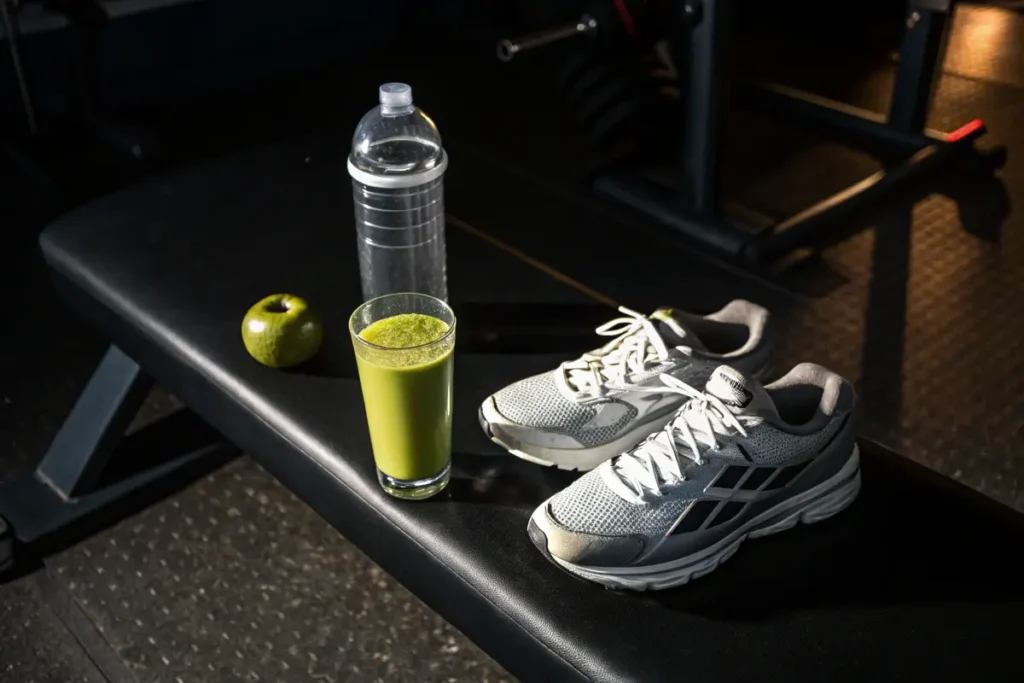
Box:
[478,301,861,591]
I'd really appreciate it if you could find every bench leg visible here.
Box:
[37,346,155,499]
[0,345,236,574]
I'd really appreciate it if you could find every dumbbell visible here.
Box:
[497,0,683,62]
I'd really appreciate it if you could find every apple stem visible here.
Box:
[264,300,290,313]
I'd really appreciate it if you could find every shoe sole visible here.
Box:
[535,445,861,591]
[479,364,775,472]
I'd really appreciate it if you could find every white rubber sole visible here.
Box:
[554,445,862,591]
[479,397,677,472]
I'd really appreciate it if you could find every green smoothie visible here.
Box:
[353,313,454,482]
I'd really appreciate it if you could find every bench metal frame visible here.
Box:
[0,345,234,573]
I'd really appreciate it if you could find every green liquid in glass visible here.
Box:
[355,313,453,482]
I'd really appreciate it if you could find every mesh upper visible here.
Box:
[548,467,695,538]
[492,372,595,428]
[545,417,845,537]
[491,372,639,447]
[574,405,639,447]
[745,420,839,466]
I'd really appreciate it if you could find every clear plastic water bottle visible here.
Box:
[348,83,449,302]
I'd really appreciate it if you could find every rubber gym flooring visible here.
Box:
[3,4,1024,681]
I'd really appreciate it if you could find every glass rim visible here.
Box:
[349,292,456,352]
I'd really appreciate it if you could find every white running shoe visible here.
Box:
[527,364,860,590]
[479,300,774,471]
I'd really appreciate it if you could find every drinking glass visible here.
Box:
[349,293,455,500]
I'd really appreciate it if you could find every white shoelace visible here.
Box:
[557,307,683,396]
[606,375,762,502]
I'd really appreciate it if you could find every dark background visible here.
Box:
[1,0,905,225]
[4,1,1024,681]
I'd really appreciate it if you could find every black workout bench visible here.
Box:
[2,140,1023,681]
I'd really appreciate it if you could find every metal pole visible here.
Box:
[679,0,724,215]
[889,2,950,134]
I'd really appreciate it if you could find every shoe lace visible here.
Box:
[556,307,683,396]
[607,375,761,502]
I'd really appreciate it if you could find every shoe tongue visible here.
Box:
[704,366,778,418]
[650,308,707,351]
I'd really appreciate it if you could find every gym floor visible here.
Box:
[3,3,1024,681]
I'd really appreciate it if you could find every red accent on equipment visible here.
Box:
[946,119,984,143]
[614,0,639,39]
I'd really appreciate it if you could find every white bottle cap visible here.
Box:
[379,83,413,109]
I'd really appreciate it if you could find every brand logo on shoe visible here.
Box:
[581,402,632,430]
[630,392,680,418]
[718,375,752,408]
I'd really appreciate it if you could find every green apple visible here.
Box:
[241,293,323,368]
